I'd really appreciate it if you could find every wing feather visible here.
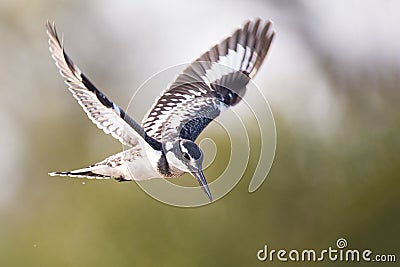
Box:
[46,21,161,150]
[142,19,275,142]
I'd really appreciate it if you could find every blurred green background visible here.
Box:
[0,0,399,266]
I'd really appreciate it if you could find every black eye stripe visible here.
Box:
[182,141,201,160]
[183,152,190,160]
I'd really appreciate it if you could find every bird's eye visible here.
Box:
[183,152,190,160]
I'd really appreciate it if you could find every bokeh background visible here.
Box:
[1,0,399,266]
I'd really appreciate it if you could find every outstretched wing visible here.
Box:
[46,21,161,150]
[142,19,275,142]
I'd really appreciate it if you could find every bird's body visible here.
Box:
[47,19,275,201]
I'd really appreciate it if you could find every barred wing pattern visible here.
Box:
[46,22,160,149]
[142,19,275,142]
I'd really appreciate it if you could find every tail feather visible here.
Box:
[48,167,113,179]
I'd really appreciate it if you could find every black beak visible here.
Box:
[191,170,212,202]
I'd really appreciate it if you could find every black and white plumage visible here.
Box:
[47,19,275,202]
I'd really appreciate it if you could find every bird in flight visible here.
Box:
[47,19,274,202]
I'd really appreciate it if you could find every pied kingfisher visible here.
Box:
[47,19,275,201]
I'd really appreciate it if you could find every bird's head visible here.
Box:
[165,139,212,201]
